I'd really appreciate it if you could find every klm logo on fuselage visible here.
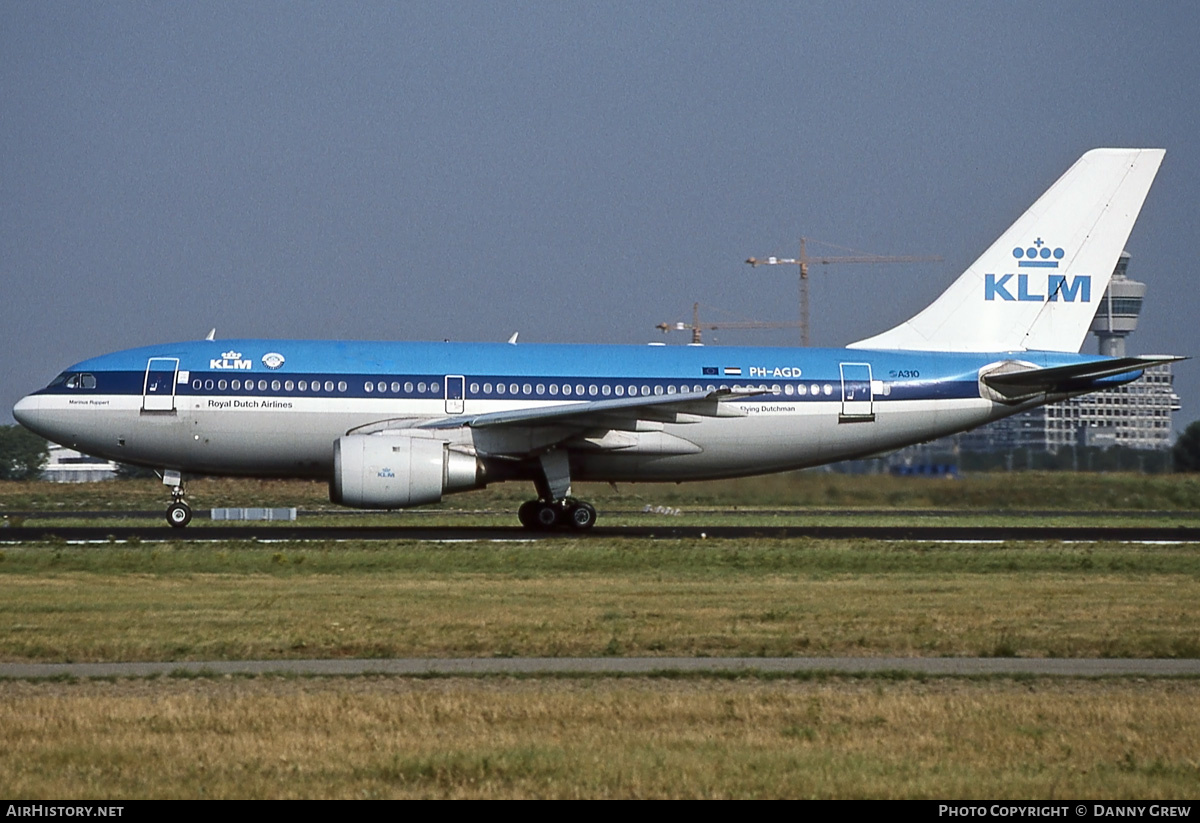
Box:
[985,239,1090,303]
[210,350,252,370]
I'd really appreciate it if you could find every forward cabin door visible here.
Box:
[445,375,465,415]
[142,357,180,412]
[838,362,875,422]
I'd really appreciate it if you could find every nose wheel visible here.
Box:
[166,501,192,528]
[162,470,192,528]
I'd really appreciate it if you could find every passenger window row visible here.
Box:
[191,378,350,393]
[364,381,441,394]
[453,382,834,398]
[184,377,841,398]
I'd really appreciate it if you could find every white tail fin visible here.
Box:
[849,148,1165,353]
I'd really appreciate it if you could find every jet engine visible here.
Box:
[330,434,483,509]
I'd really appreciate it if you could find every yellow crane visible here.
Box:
[746,237,941,346]
[656,303,801,345]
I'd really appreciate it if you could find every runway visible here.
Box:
[3,656,1198,679]
[2,523,1200,543]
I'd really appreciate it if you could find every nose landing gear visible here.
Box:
[161,469,192,528]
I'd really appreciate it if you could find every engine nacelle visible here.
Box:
[330,434,483,509]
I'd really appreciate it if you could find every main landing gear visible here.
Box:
[162,469,192,528]
[517,449,597,531]
[517,498,597,531]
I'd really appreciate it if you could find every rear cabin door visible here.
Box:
[445,375,465,415]
[143,357,180,412]
[839,362,875,422]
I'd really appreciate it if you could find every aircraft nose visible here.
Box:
[12,394,44,434]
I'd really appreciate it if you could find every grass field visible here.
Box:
[3,474,1198,798]
[2,540,1200,662]
[3,677,1198,799]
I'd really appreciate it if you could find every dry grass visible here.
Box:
[3,525,1197,799]
[1,677,1197,799]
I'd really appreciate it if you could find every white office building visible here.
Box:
[41,443,119,483]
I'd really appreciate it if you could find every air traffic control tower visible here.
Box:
[1090,251,1145,357]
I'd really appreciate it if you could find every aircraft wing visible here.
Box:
[981,354,1185,399]
[417,386,770,430]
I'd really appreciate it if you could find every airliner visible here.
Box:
[13,148,1180,529]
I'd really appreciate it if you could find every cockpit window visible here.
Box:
[60,373,97,390]
[48,373,68,388]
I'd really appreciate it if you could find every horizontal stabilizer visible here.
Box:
[981,354,1184,400]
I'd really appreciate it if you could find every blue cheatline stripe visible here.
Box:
[35,370,984,403]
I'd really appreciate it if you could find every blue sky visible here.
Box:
[3,2,1197,427]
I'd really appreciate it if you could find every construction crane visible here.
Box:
[656,303,801,345]
[746,237,942,346]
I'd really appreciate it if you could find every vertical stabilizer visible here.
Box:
[849,148,1164,352]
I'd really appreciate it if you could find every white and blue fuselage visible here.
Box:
[14,339,1135,480]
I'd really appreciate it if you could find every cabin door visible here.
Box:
[445,375,465,415]
[839,362,875,422]
[143,357,180,412]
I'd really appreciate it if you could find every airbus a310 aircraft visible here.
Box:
[13,149,1180,529]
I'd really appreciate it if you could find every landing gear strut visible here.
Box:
[162,469,192,528]
[517,450,597,531]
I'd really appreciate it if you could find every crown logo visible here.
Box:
[1012,238,1064,268]
[221,350,243,360]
